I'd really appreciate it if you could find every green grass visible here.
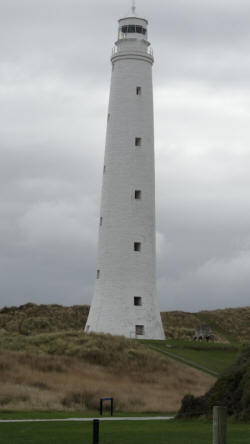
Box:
[0,419,249,444]
[143,340,240,375]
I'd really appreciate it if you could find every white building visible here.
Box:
[85,5,165,340]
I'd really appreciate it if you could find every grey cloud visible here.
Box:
[0,0,249,310]
[158,251,250,311]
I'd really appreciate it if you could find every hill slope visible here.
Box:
[0,331,214,412]
[161,307,250,343]
[145,340,238,376]
[1,303,248,412]
[0,303,249,343]
[0,303,88,335]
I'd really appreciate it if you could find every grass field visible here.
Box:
[144,340,240,375]
[0,419,249,444]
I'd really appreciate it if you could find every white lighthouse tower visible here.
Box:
[85,4,165,340]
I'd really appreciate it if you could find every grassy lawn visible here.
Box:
[143,340,240,374]
[0,419,249,444]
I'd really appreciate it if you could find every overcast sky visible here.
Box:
[0,0,250,311]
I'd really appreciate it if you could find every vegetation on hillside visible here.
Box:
[0,330,168,372]
[1,303,248,343]
[178,347,250,421]
[161,307,250,343]
[196,308,250,344]
[0,303,248,413]
[0,303,88,335]
[0,331,214,412]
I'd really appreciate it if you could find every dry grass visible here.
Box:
[0,338,214,412]
[0,303,248,413]
[197,307,250,343]
[161,307,250,342]
[160,312,227,342]
[0,303,89,335]
[1,303,249,343]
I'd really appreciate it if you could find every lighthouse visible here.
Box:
[85,4,165,340]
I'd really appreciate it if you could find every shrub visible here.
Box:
[19,318,54,335]
[0,359,10,371]
[178,394,208,418]
[178,347,250,420]
[62,390,98,410]
[0,396,12,406]
[30,381,50,390]
[17,353,67,373]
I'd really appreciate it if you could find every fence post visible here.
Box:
[93,419,99,444]
[213,406,227,444]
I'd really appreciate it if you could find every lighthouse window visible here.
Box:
[135,190,141,199]
[134,242,141,252]
[100,217,103,226]
[136,325,144,335]
[96,270,100,279]
[121,25,146,35]
[128,25,136,33]
[134,297,142,306]
[136,86,142,95]
[135,137,142,147]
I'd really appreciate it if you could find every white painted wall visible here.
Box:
[85,15,165,340]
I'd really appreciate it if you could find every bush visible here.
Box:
[62,390,98,410]
[19,318,54,335]
[178,347,250,420]
[178,394,208,418]
[17,353,67,373]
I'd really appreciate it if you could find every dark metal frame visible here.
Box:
[100,397,114,416]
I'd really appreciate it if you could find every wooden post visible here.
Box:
[213,406,227,444]
[93,419,99,444]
